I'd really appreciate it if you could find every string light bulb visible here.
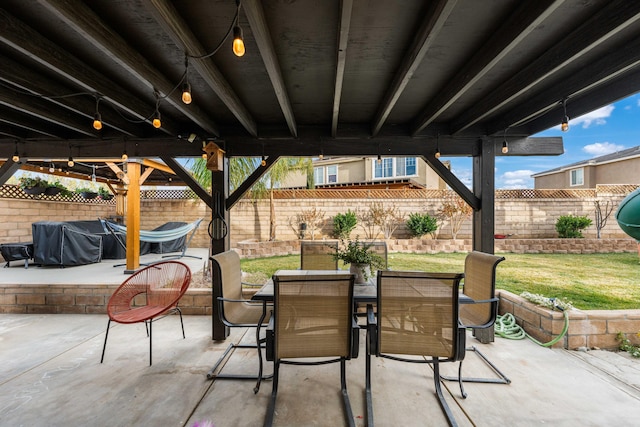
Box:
[12,142,19,163]
[49,163,55,173]
[233,26,245,57]
[68,156,74,167]
[121,150,128,161]
[93,96,103,130]
[435,149,441,159]
[502,140,509,154]
[152,110,162,129]
[435,134,441,159]
[181,83,192,105]
[561,98,569,132]
[377,154,382,165]
[261,156,266,167]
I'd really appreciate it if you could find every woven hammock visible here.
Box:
[104,218,203,243]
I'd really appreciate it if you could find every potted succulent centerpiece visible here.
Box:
[18,176,48,195]
[334,237,385,284]
[75,186,98,199]
[98,186,113,200]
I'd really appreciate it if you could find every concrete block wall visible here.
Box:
[498,290,640,350]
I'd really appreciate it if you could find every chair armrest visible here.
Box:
[351,316,360,359]
[455,324,466,361]
[366,304,377,356]
[460,296,499,304]
[266,313,275,362]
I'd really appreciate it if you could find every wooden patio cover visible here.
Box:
[2,0,640,268]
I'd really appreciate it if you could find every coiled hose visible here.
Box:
[495,310,570,347]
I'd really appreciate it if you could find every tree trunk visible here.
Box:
[269,188,276,241]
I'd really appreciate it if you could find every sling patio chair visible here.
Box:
[441,251,510,387]
[207,250,271,394]
[264,272,358,427]
[100,260,192,366]
[300,240,339,270]
[366,270,466,427]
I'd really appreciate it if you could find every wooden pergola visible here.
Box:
[2,1,640,337]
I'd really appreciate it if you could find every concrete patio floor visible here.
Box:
[2,312,640,426]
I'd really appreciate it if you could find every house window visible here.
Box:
[314,166,324,185]
[327,165,337,183]
[374,157,416,178]
[374,158,393,178]
[570,168,584,186]
[396,157,417,176]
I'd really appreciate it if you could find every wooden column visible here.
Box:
[125,162,141,273]
[472,137,496,343]
[211,157,230,340]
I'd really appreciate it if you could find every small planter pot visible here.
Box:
[44,187,62,196]
[349,263,371,284]
[79,191,98,199]
[23,186,46,195]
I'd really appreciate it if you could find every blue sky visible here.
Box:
[446,93,640,189]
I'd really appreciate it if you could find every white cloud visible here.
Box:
[497,169,535,189]
[570,105,614,129]
[583,142,625,156]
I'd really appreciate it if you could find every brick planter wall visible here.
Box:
[498,290,640,350]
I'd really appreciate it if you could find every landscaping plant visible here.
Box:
[555,214,593,238]
[332,209,357,239]
[406,212,438,238]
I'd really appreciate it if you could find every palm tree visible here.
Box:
[189,156,312,241]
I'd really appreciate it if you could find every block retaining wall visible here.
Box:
[498,290,640,350]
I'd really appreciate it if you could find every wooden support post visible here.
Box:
[472,137,496,343]
[125,162,141,273]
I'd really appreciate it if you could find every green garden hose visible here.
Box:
[495,310,570,347]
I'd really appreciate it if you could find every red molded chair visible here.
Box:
[100,260,192,365]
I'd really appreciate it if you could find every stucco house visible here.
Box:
[283,156,450,189]
[532,146,640,189]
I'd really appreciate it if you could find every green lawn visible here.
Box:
[241,252,640,310]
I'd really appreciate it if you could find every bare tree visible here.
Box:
[594,200,614,239]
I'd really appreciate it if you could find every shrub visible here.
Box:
[333,209,357,239]
[406,212,438,238]
[555,214,592,238]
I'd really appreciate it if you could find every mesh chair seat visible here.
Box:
[300,240,339,270]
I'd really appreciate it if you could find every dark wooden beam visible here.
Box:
[0,54,139,137]
[0,9,177,135]
[331,0,353,138]
[473,138,495,253]
[422,153,479,210]
[495,137,564,156]
[0,159,22,186]
[0,109,61,138]
[142,0,255,137]
[40,0,218,136]
[412,0,562,135]
[451,0,640,134]
[524,68,640,135]
[160,156,213,209]
[0,87,96,138]
[486,34,640,135]
[373,0,456,136]
[227,156,279,210]
[243,0,296,138]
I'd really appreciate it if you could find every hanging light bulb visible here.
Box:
[561,98,569,132]
[233,26,245,57]
[261,156,266,167]
[377,154,382,165]
[152,110,162,129]
[202,153,208,160]
[435,149,441,159]
[502,140,509,154]
[434,134,441,159]
[12,142,19,163]
[93,112,102,130]
[93,96,103,130]
[121,150,128,161]
[68,156,74,167]
[49,163,55,173]
[181,83,192,104]
[91,166,96,183]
